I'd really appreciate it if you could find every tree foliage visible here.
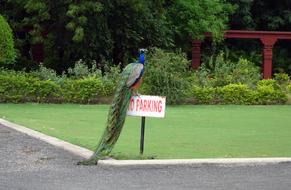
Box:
[168,0,234,42]
[0,0,234,71]
[225,0,291,74]
[0,15,16,64]
[227,0,291,31]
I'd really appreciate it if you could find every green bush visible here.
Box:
[67,59,102,79]
[0,15,16,64]
[31,64,67,84]
[32,80,62,103]
[217,83,254,104]
[188,86,216,104]
[274,73,290,93]
[231,58,261,86]
[194,52,261,87]
[142,48,190,104]
[62,77,105,103]
[102,65,121,96]
[0,65,288,105]
[0,74,33,103]
[274,73,290,85]
[199,52,233,87]
[187,82,287,105]
[0,69,111,104]
[102,79,116,97]
[0,72,63,103]
[256,79,280,89]
[187,68,214,87]
[287,84,291,93]
[254,82,287,104]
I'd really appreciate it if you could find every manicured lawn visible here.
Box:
[1,103,291,159]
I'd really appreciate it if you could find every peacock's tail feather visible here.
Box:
[78,67,133,165]
[91,85,132,158]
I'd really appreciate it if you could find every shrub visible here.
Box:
[0,72,63,103]
[254,85,287,104]
[0,66,288,105]
[231,58,261,87]
[102,65,121,96]
[0,69,109,104]
[31,64,67,84]
[210,53,235,86]
[274,73,290,85]
[195,52,261,87]
[256,79,280,89]
[31,80,62,103]
[187,82,287,105]
[67,59,102,79]
[188,86,216,104]
[102,79,116,97]
[0,74,32,103]
[254,80,287,104]
[142,48,190,104]
[287,84,291,93]
[62,77,105,103]
[187,68,214,87]
[217,83,254,104]
[194,87,217,104]
[274,73,290,92]
[0,15,16,64]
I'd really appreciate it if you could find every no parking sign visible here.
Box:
[127,95,166,118]
[126,95,166,155]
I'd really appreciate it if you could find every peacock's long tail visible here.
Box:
[78,75,132,165]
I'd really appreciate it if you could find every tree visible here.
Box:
[227,0,255,30]
[0,0,235,71]
[166,0,234,51]
[98,0,173,67]
[225,0,291,74]
[0,0,104,71]
[0,15,16,64]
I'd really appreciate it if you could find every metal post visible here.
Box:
[140,116,146,155]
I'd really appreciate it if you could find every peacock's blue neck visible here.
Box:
[139,53,145,64]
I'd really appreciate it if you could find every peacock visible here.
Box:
[78,49,146,165]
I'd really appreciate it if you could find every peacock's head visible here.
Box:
[138,48,147,64]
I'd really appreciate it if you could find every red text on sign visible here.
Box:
[128,98,163,113]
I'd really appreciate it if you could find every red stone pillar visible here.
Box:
[260,38,277,79]
[191,40,202,69]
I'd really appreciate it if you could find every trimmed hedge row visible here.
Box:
[188,82,287,105]
[0,71,289,105]
[0,74,114,103]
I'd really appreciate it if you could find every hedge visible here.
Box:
[0,71,289,105]
[0,74,113,103]
[62,77,107,103]
[216,84,255,104]
[188,82,288,105]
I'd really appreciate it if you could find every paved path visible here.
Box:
[1,124,291,190]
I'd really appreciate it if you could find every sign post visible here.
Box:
[127,95,166,155]
[140,116,146,155]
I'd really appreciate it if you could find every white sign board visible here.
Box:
[127,95,166,118]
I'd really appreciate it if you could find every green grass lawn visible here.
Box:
[1,103,291,159]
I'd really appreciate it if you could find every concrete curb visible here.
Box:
[98,158,291,167]
[1,118,291,167]
[0,119,93,159]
